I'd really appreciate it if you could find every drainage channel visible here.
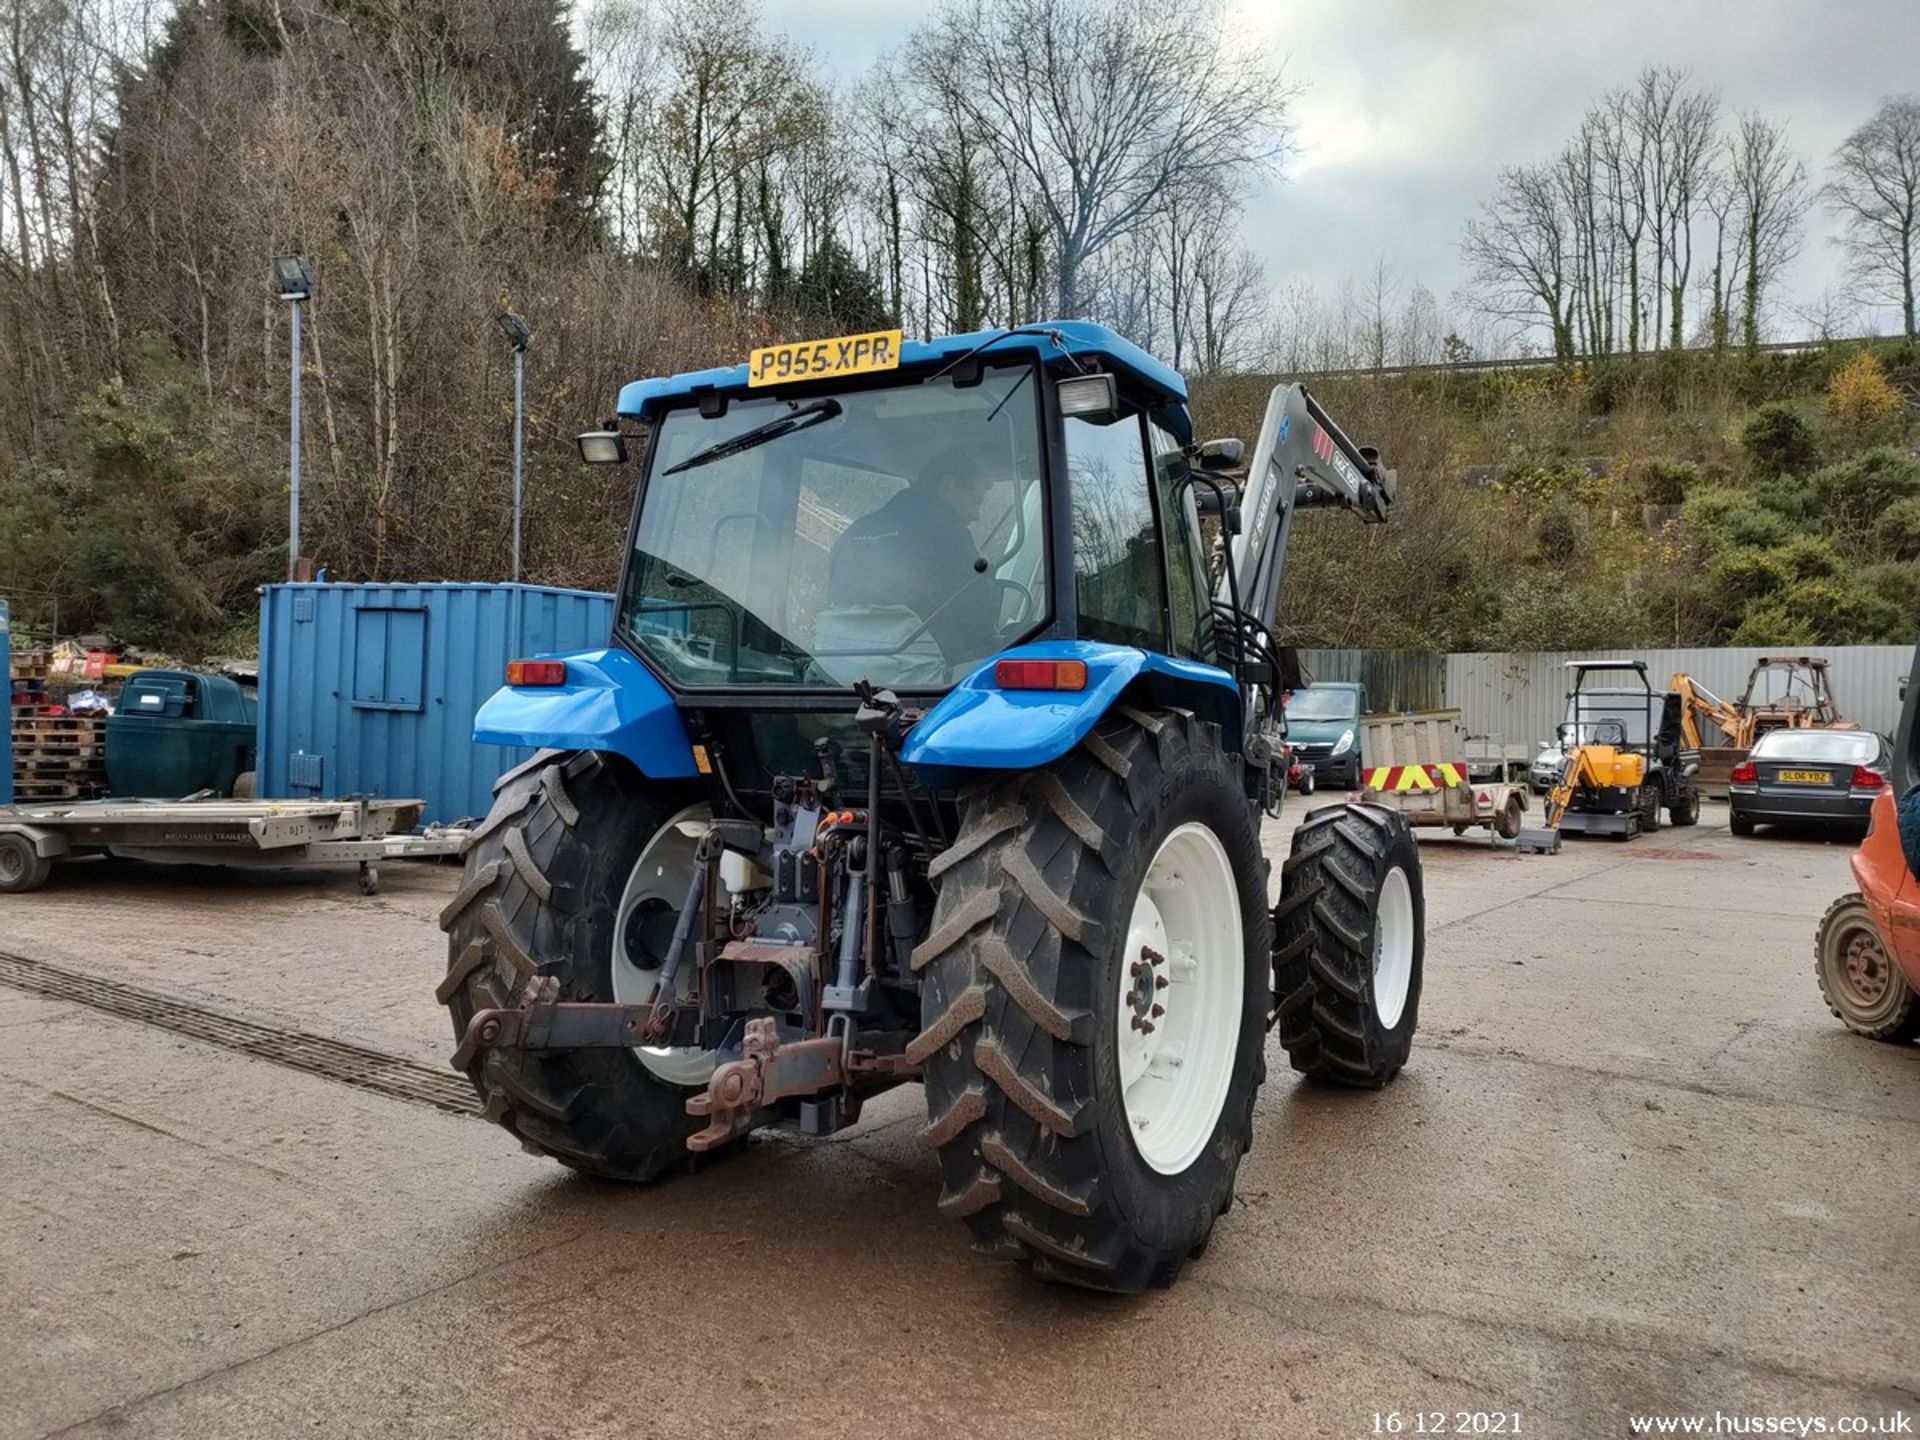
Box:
[0,950,480,1117]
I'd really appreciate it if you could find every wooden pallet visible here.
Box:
[8,650,51,681]
[13,716,105,737]
[14,754,102,774]
[12,780,88,800]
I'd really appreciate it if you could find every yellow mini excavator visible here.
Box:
[1516,661,1699,854]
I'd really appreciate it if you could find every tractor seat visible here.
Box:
[808,605,951,688]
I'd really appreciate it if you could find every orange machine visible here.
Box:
[1813,643,1919,1041]
[1671,657,1854,751]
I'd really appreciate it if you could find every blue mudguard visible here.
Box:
[900,640,1241,774]
[473,646,701,779]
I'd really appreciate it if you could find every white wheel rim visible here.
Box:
[611,803,723,1086]
[1373,865,1414,1030]
[1117,823,1244,1176]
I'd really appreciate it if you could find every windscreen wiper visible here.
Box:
[663,399,842,476]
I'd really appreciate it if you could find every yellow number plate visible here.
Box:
[1778,769,1831,784]
[748,329,902,388]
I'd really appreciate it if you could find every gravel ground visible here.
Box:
[1,801,1915,1439]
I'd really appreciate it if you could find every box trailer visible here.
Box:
[1359,708,1530,840]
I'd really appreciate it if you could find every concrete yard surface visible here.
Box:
[2,806,1916,1438]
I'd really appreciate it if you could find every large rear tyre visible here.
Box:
[1274,804,1424,1086]
[1815,893,1920,1042]
[914,706,1270,1293]
[439,750,711,1180]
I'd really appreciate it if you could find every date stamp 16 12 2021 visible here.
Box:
[1371,1415,1523,1436]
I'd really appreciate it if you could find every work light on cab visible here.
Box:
[1056,373,1118,420]
[506,660,567,686]
[576,430,627,465]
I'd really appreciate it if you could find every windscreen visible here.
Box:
[1751,729,1878,764]
[620,365,1047,690]
[1286,688,1358,721]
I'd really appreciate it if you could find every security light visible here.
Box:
[577,430,628,465]
[272,255,313,301]
[497,312,532,352]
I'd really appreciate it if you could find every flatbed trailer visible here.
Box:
[0,797,467,895]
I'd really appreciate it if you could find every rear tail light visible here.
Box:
[1850,766,1886,791]
[1729,760,1757,784]
[994,658,1089,691]
[506,659,568,686]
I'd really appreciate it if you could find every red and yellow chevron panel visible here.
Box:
[1363,763,1466,792]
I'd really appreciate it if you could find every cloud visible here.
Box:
[767,0,1920,337]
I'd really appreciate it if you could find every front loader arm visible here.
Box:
[1222,383,1396,637]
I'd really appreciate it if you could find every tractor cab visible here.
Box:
[595,323,1208,694]
[562,323,1229,823]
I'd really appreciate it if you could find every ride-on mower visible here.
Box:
[440,322,1425,1292]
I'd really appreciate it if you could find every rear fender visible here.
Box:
[472,647,700,779]
[900,641,1241,777]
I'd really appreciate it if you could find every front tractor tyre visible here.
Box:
[914,706,1271,1293]
[1274,803,1424,1086]
[439,750,716,1180]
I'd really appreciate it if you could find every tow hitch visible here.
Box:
[454,981,920,1149]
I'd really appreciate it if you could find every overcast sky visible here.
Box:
[765,0,1919,341]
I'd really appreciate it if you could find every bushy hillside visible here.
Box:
[1189,342,1920,651]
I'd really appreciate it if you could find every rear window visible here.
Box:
[1751,730,1878,764]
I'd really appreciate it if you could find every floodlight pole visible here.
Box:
[511,343,525,586]
[288,295,304,581]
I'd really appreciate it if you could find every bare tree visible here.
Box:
[1461,162,1575,362]
[1824,95,1920,341]
[1727,113,1808,351]
[1360,255,1398,370]
[1660,84,1719,351]
[905,0,1292,316]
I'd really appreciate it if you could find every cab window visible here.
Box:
[1065,412,1165,649]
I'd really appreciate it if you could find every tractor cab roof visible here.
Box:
[616,320,1191,439]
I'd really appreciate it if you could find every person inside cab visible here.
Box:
[827,447,1000,663]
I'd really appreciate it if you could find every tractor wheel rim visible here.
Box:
[1117,822,1243,1176]
[1373,865,1415,1029]
[611,803,723,1086]
[0,846,22,883]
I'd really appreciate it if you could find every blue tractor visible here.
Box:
[442,322,1425,1292]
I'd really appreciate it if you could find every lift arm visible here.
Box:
[1219,383,1396,637]
[1668,671,1748,750]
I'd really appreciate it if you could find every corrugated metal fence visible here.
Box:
[1297,648,1446,714]
[1302,645,1913,744]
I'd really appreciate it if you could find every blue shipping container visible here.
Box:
[257,582,616,826]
